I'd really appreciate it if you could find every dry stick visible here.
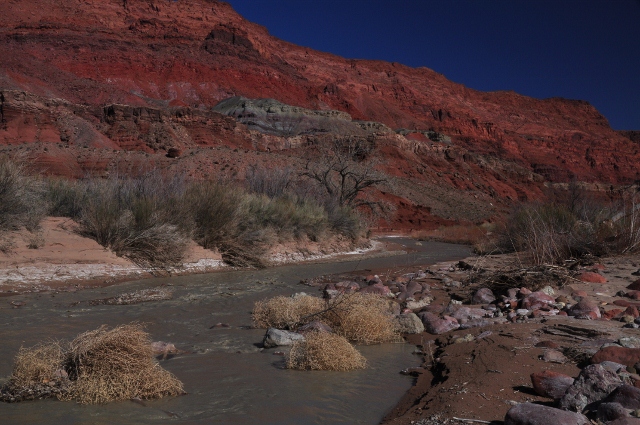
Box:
[451,418,491,424]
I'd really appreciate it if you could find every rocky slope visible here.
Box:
[0,0,638,228]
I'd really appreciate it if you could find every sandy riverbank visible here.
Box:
[0,217,384,295]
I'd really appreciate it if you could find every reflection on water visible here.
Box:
[0,240,470,424]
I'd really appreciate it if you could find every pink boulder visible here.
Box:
[521,291,555,311]
[360,283,392,297]
[419,312,460,335]
[568,298,601,319]
[592,346,640,367]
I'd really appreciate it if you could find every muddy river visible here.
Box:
[0,239,470,424]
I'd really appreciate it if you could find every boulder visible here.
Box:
[419,312,460,335]
[620,337,640,349]
[472,287,496,304]
[627,278,640,291]
[568,298,602,319]
[559,364,624,412]
[504,403,588,425]
[405,297,432,310]
[450,306,487,324]
[597,402,630,422]
[608,419,640,425]
[577,271,607,283]
[592,347,640,367]
[530,370,574,399]
[360,283,393,297]
[262,328,305,348]
[521,291,555,311]
[395,312,425,334]
[542,349,568,363]
[459,318,494,330]
[603,385,640,409]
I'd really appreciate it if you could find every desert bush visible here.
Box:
[10,342,66,389]
[499,202,589,264]
[2,323,183,404]
[323,293,400,344]
[77,177,189,267]
[245,165,292,198]
[46,178,87,218]
[63,323,183,404]
[0,158,47,233]
[252,294,326,330]
[286,332,366,371]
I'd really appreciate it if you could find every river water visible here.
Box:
[0,239,470,424]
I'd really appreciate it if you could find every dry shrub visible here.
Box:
[10,342,66,389]
[1,323,183,404]
[286,332,366,371]
[252,294,325,330]
[324,293,400,345]
[63,323,183,404]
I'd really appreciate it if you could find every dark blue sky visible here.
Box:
[226,0,640,130]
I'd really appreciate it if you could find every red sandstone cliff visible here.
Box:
[0,0,637,227]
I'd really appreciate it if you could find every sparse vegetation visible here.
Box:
[496,186,640,265]
[1,323,183,404]
[252,294,325,330]
[286,332,367,371]
[324,293,400,345]
[0,158,47,251]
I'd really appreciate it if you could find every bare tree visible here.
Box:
[301,139,387,212]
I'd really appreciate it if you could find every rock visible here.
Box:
[450,306,487,323]
[507,288,519,299]
[472,287,496,304]
[559,364,624,412]
[519,287,532,296]
[577,271,607,283]
[335,281,360,293]
[459,318,494,329]
[531,370,574,399]
[541,286,555,296]
[405,297,432,310]
[395,313,425,334]
[568,298,602,319]
[620,338,640,349]
[535,340,560,349]
[419,312,460,335]
[298,321,332,334]
[166,147,182,158]
[600,361,629,374]
[626,306,640,318]
[516,309,530,316]
[262,328,305,348]
[359,283,393,297]
[406,281,422,296]
[593,347,640,367]
[572,290,589,300]
[607,418,640,425]
[521,291,555,310]
[597,402,630,421]
[604,385,640,409]
[504,403,588,425]
[542,349,568,363]
[628,279,640,291]
[150,341,178,355]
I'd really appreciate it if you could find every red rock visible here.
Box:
[577,272,607,283]
[472,287,496,304]
[592,264,606,270]
[629,291,640,300]
[603,309,625,320]
[625,305,640,318]
[572,290,588,300]
[505,403,588,425]
[519,287,532,296]
[592,346,640,367]
[614,300,633,307]
[628,279,640,291]
[531,370,574,399]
